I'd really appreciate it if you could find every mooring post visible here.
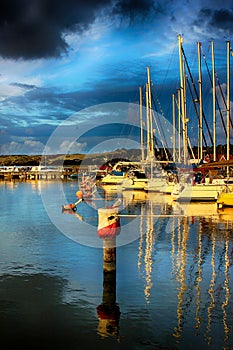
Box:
[96,207,121,338]
[103,237,116,272]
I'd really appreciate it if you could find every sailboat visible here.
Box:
[172,36,233,201]
[121,169,148,190]
[217,184,233,208]
[171,180,225,202]
[217,191,233,208]
[100,161,143,187]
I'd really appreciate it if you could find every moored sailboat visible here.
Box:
[100,161,141,187]
[217,185,233,208]
[171,181,226,202]
[121,169,148,190]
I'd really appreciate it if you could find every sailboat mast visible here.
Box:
[197,42,203,161]
[211,41,217,161]
[147,66,155,160]
[226,41,231,163]
[172,93,176,162]
[139,86,145,162]
[178,34,188,164]
[146,83,151,159]
[178,88,181,163]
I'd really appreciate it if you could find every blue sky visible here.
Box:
[0,0,232,155]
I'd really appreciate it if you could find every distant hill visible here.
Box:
[0,149,142,166]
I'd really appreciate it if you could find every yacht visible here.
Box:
[100,161,143,186]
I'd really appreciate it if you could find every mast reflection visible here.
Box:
[195,219,203,333]
[222,233,230,346]
[62,188,233,347]
[144,201,154,303]
[205,229,216,345]
[173,217,188,341]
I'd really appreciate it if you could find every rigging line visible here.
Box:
[187,134,195,159]
[121,81,145,152]
[151,92,171,156]
[149,69,172,138]
[183,76,196,159]
[186,76,208,147]
[151,109,169,160]
[215,72,233,129]
[148,91,169,159]
[181,46,214,146]
[147,92,161,152]
[158,41,178,101]
[173,93,183,161]
[151,92,170,151]
[141,84,160,153]
[201,48,228,136]
[153,132,160,152]
[164,41,178,82]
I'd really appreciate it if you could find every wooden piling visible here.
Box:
[96,207,120,338]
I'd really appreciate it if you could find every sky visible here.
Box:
[0,0,233,156]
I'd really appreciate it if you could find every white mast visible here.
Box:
[211,41,217,161]
[226,41,231,179]
[145,83,151,159]
[178,34,188,164]
[197,41,203,161]
[172,93,176,162]
[178,88,181,163]
[226,41,231,163]
[146,66,155,161]
[139,86,145,161]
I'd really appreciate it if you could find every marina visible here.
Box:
[0,165,99,181]
[1,0,233,349]
[0,179,233,349]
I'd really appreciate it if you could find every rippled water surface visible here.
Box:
[0,180,233,349]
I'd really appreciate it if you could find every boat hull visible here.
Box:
[121,178,148,191]
[217,192,233,208]
[144,178,167,192]
[101,175,125,185]
[172,183,225,202]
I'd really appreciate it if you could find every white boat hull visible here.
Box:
[121,178,148,190]
[171,183,225,202]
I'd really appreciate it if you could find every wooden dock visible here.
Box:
[0,165,105,181]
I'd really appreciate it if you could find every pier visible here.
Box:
[0,165,100,181]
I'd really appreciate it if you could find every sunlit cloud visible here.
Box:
[58,140,87,154]
[0,140,45,155]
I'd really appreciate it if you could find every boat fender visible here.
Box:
[76,190,83,199]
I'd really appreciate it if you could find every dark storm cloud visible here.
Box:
[211,8,233,32]
[112,0,159,20]
[197,7,233,34]
[0,0,110,59]
[0,0,159,60]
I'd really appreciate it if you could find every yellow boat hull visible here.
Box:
[217,192,233,208]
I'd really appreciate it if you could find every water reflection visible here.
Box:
[62,186,233,348]
[205,228,216,345]
[101,189,233,348]
[222,233,231,345]
[2,181,233,349]
[137,200,155,303]
[97,236,120,339]
[0,273,98,349]
[173,217,188,341]
[195,221,203,333]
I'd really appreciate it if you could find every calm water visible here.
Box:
[0,180,233,350]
